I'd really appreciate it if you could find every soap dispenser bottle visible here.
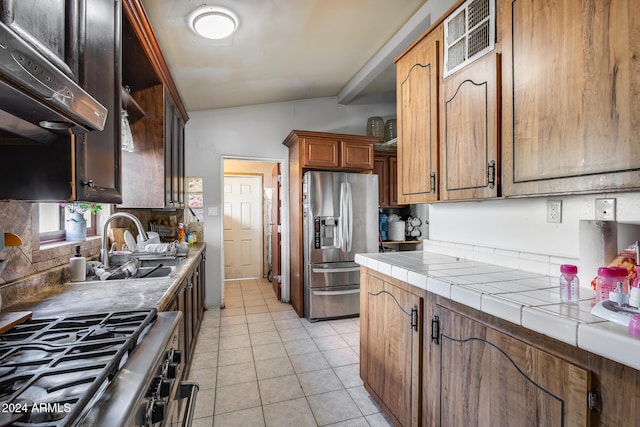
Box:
[70,245,86,282]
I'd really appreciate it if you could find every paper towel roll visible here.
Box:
[388,221,405,241]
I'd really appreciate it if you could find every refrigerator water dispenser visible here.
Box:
[314,217,340,249]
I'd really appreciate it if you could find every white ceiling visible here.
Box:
[139,0,431,112]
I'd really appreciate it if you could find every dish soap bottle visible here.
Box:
[178,223,186,242]
[559,264,580,304]
[70,245,86,282]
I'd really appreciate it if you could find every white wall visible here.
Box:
[428,193,640,257]
[185,97,396,309]
[426,192,640,281]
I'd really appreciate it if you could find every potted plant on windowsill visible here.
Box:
[60,202,102,242]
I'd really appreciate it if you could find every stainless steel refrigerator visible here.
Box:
[302,170,379,320]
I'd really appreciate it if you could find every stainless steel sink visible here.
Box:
[66,257,185,285]
[138,257,185,267]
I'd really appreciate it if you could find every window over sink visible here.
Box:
[38,203,98,243]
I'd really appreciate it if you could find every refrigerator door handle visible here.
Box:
[340,181,347,253]
[312,289,360,296]
[312,267,361,273]
[339,180,354,254]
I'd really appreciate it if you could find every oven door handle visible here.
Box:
[175,381,199,427]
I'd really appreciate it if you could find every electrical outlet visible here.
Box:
[595,198,616,221]
[547,200,562,223]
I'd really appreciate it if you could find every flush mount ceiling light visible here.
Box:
[188,5,238,40]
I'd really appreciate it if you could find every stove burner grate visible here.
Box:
[0,310,157,427]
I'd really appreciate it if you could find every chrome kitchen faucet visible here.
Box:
[100,212,148,268]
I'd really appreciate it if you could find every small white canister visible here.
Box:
[388,220,406,241]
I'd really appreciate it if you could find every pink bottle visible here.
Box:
[595,267,628,303]
[559,264,580,303]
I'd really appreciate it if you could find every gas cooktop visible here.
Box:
[0,310,157,427]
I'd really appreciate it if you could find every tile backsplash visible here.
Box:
[0,200,187,286]
[0,200,101,285]
[421,239,579,278]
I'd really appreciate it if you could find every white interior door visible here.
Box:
[223,175,263,279]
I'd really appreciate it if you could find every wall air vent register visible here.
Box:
[443,0,495,77]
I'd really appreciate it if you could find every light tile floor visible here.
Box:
[187,277,392,427]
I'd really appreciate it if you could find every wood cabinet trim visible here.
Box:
[283,130,379,147]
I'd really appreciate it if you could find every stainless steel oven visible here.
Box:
[0,310,198,427]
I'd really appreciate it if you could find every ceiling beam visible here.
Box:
[337,0,457,105]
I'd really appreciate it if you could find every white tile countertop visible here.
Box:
[355,251,640,371]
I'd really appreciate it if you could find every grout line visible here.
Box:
[204,278,388,426]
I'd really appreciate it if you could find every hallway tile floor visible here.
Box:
[187,278,392,427]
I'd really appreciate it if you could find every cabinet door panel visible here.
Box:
[0,0,80,79]
[396,27,441,204]
[341,141,373,170]
[435,306,590,426]
[388,156,402,207]
[302,138,339,168]
[501,0,640,195]
[373,156,389,207]
[441,53,499,200]
[75,0,122,202]
[362,274,422,427]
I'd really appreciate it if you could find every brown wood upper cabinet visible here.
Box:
[396,16,500,204]
[283,130,377,317]
[396,26,442,204]
[440,52,500,200]
[118,0,188,208]
[500,0,640,196]
[299,132,376,171]
[374,152,406,208]
[0,0,122,202]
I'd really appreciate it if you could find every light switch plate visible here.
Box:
[208,207,218,217]
[595,198,616,221]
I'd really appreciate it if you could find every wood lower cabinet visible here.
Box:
[440,52,500,200]
[359,267,640,427]
[283,130,377,317]
[360,269,422,427]
[429,304,590,426]
[500,0,640,196]
[396,26,442,204]
[165,249,206,375]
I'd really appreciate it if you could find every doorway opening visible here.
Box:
[222,158,285,303]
